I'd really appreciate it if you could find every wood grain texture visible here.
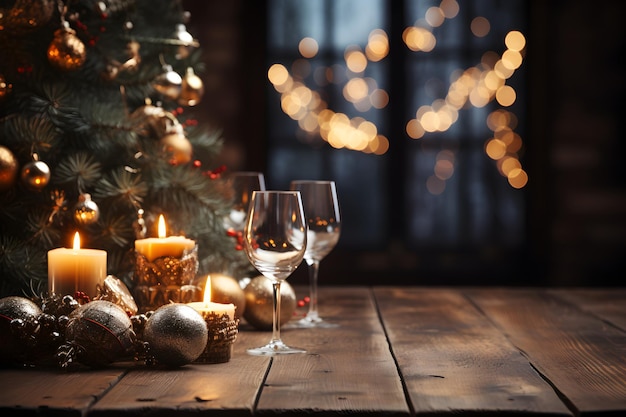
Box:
[0,367,125,416]
[255,286,410,416]
[466,289,626,416]
[1,287,625,417]
[88,330,272,417]
[374,287,572,416]
[549,288,626,331]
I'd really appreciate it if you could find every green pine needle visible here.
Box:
[54,153,103,192]
[94,168,148,207]
[26,208,62,249]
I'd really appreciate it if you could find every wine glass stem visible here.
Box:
[306,260,320,321]
[272,281,282,343]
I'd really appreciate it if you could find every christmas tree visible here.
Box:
[0,0,249,297]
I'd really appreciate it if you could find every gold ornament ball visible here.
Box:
[0,0,55,34]
[0,145,18,191]
[153,66,182,100]
[47,28,86,71]
[201,273,246,319]
[74,193,100,225]
[179,68,204,106]
[129,102,169,138]
[174,24,195,59]
[20,160,50,190]
[243,276,296,330]
[161,132,192,164]
[0,296,43,363]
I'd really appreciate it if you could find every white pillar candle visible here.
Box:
[48,232,107,298]
[134,214,196,261]
[187,275,235,320]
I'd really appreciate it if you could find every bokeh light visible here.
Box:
[269,20,527,188]
[299,37,319,58]
[471,17,490,37]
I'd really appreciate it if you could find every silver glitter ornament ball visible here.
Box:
[0,296,43,362]
[143,303,207,367]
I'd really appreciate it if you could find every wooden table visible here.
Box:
[1,287,625,416]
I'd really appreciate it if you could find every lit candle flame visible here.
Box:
[203,275,212,304]
[158,214,166,238]
[73,232,81,250]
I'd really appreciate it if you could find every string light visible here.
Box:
[268,0,527,188]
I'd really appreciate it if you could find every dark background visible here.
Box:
[183,0,626,287]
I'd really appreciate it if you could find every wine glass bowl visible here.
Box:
[243,191,307,355]
[289,180,341,328]
[223,171,266,232]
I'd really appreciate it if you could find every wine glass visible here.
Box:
[243,191,308,355]
[223,171,266,233]
[288,180,341,328]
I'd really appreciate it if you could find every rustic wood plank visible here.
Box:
[87,329,271,417]
[548,288,626,331]
[374,287,572,416]
[466,288,626,417]
[254,286,410,416]
[0,367,125,417]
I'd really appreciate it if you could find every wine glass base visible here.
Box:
[247,340,306,356]
[284,315,339,329]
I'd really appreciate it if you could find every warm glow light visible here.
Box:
[344,78,369,102]
[469,85,491,107]
[502,49,523,70]
[487,109,511,130]
[373,135,389,154]
[425,7,445,27]
[158,214,166,238]
[403,26,436,52]
[73,232,81,250]
[471,16,490,37]
[203,276,212,303]
[406,119,425,139]
[434,159,454,180]
[366,29,389,62]
[484,70,504,90]
[268,11,527,164]
[508,168,528,189]
[481,51,500,69]
[299,37,319,58]
[496,85,516,106]
[426,175,446,195]
[268,64,289,86]
[440,0,460,18]
[370,88,389,109]
[500,156,522,176]
[485,138,507,160]
[507,133,523,153]
[494,60,515,79]
[420,110,440,132]
[345,48,368,73]
[505,31,526,52]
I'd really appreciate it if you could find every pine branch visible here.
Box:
[93,168,148,209]
[53,152,102,192]
[0,236,48,297]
